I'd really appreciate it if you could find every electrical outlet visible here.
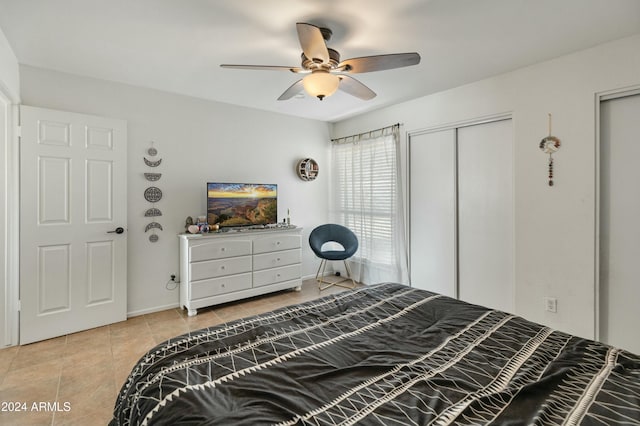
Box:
[170,274,176,282]
[545,297,557,313]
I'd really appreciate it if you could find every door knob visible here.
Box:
[107,227,125,234]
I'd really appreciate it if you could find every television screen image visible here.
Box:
[207,183,277,227]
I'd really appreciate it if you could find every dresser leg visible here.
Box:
[294,285,302,292]
[187,308,198,317]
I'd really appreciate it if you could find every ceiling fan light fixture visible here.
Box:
[221,23,420,101]
[302,70,339,100]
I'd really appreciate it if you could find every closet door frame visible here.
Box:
[407,112,513,303]
[595,85,640,341]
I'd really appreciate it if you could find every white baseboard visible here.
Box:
[127,302,181,318]
[303,270,340,280]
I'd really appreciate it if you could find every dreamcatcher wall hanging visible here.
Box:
[539,113,561,186]
[143,141,163,242]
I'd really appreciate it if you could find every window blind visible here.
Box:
[330,124,408,284]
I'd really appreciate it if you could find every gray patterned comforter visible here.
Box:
[110,283,640,425]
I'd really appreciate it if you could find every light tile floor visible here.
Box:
[0,278,357,425]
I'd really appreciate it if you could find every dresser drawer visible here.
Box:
[190,273,252,300]
[253,264,301,288]
[190,239,251,261]
[253,249,300,271]
[190,256,252,281]
[253,234,301,254]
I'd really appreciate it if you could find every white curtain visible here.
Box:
[329,124,409,285]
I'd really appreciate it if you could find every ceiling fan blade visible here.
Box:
[296,23,329,64]
[277,79,304,100]
[338,52,421,73]
[338,75,376,100]
[220,64,306,73]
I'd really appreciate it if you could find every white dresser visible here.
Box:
[178,227,303,316]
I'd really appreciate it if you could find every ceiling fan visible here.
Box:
[221,23,421,101]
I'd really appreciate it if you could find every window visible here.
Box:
[330,126,408,284]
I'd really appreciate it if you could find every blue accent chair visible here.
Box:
[309,224,358,290]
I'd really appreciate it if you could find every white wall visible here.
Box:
[19,65,331,316]
[333,34,640,340]
[0,26,19,347]
[0,26,19,100]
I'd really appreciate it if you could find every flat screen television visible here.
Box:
[207,182,278,227]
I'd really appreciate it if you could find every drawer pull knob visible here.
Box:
[221,266,225,270]
[276,258,281,261]
[276,241,281,245]
[221,283,225,288]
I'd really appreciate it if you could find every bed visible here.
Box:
[110,283,640,425]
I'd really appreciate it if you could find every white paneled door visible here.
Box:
[20,106,127,344]
[599,93,640,354]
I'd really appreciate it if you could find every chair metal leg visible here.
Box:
[343,260,357,288]
[315,259,326,281]
[316,258,357,291]
[317,259,335,291]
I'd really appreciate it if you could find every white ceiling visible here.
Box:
[1,0,639,122]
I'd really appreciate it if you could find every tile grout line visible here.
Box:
[50,335,67,426]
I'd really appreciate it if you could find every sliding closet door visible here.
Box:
[458,120,514,312]
[409,119,513,313]
[600,93,640,354]
[409,130,456,297]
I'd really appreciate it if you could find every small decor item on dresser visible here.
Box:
[540,113,561,187]
[185,216,194,231]
[297,158,319,181]
[195,216,209,233]
[187,224,200,234]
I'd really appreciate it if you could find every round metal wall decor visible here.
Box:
[144,157,162,167]
[147,141,158,156]
[144,186,163,202]
[144,142,163,243]
[539,136,560,154]
[144,172,162,181]
[144,207,162,217]
[540,114,561,187]
[145,222,163,232]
